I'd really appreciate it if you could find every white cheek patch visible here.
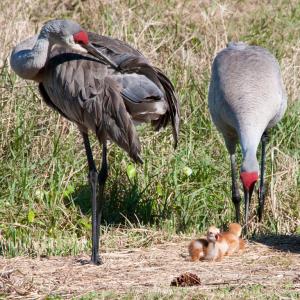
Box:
[70,43,88,54]
[64,36,88,54]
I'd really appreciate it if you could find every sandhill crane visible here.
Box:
[10,19,180,265]
[208,42,286,230]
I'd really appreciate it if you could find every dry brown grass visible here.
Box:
[0,0,299,270]
[0,237,299,299]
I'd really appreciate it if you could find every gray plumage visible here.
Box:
[11,20,179,162]
[209,42,286,168]
[10,19,180,264]
[208,41,287,225]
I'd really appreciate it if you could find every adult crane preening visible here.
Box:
[10,19,180,265]
[208,42,286,231]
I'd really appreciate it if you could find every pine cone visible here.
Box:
[170,272,201,287]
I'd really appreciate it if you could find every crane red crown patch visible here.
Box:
[240,172,259,190]
[73,31,89,45]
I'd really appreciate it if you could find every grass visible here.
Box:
[0,0,299,259]
[44,285,300,300]
[1,237,299,299]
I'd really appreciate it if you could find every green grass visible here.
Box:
[44,284,300,300]
[0,0,299,257]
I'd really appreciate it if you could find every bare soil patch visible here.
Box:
[0,237,299,299]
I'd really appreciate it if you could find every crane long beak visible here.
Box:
[243,184,255,236]
[244,189,250,235]
[83,43,118,69]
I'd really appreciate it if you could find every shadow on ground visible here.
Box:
[252,234,300,254]
[64,177,159,225]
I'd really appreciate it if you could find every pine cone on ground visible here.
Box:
[170,272,201,287]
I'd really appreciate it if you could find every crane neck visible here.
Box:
[10,34,51,81]
[241,150,259,173]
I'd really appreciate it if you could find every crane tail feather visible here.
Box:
[153,68,180,148]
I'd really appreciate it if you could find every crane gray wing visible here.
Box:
[88,33,180,146]
[83,77,142,163]
[40,56,142,163]
[88,32,143,62]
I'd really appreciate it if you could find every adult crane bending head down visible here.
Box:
[10,19,180,265]
[208,42,287,231]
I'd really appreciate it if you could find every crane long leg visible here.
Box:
[81,132,101,265]
[258,131,268,221]
[230,154,241,222]
[95,140,108,264]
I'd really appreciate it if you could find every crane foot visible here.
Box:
[77,257,103,266]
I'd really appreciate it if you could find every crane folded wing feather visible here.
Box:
[87,33,180,146]
[76,77,143,163]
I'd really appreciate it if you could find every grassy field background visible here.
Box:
[0,0,299,259]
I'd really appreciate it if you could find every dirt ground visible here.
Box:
[0,236,299,299]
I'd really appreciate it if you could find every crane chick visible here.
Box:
[188,238,209,261]
[204,223,245,261]
[188,223,245,262]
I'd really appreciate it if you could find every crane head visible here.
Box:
[40,20,89,54]
[41,19,118,68]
